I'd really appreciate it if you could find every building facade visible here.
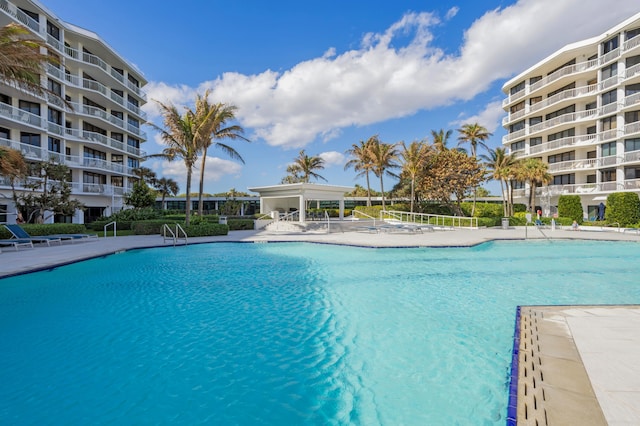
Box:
[0,0,146,224]
[502,13,640,219]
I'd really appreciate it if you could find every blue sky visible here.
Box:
[43,0,640,195]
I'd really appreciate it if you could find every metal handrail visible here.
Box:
[352,210,377,226]
[175,223,188,244]
[163,223,188,246]
[162,223,175,244]
[381,210,478,229]
[104,221,116,237]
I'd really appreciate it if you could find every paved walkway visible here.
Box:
[1,226,639,424]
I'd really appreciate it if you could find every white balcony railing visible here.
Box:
[547,158,598,173]
[0,103,45,128]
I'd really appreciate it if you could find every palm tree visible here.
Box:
[147,100,198,225]
[457,123,492,215]
[193,91,249,216]
[369,136,400,210]
[132,167,157,186]
[345,138,375,206]
[291,150,327,183]
[0,24,69,108]
[154,177,179,210]
[431,129,453,152]
[482,147,518,217]
[400,140,432,212]
[0,146,27,208]
[515,158,552,213]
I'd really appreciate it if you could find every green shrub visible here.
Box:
[131,220,182,235]
[558,195,583,224]
[606,192,640,227]
[88,220,133,232]
[0,223,91,239]
[461,202,503,218]
[228,219,254,230]
[353,205,384,218]
[183,223,228,237]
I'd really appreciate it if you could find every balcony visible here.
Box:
[623,150,640,164]
[624,121,640,136]
[0,103,45,129]
[548,158,598,173]
[0,0,44,36]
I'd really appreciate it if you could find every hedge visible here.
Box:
[0,223,92,239]
[558,195,583,224]
[228,219,255,230]
[606,192,640,227]
[183,223,229,237]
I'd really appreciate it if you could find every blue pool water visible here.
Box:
[1,240,640,424]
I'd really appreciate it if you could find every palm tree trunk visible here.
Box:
[410,177,415,213]
[380,175,385,210]
[365,172,371,207]
[197,148,208,216]
[162,194,166,210]
[185,167,192,226]
[499,180,507,217]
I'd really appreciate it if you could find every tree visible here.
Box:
[482,147,519,217]
[0,24,69,107]
[369,136,400,210]
[345,138,375,206]
[457,123,492,215]
[400,140,432,212]
[514,158,551,213]
[285,150,327,183]
[132,167,157,186]
[124,180,156,209]
[154,177,179,210]
[147,100,198,225]
[419,150,485,216]
[193,91,249,216]
[15,160,83,223]
[431,129,453,152]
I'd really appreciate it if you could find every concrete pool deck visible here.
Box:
[1,225,639,424]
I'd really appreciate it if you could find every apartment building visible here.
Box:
[0,0,146,224]
[502,12,640,219]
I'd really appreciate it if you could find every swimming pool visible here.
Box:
[1,240,639,424]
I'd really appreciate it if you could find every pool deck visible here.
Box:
[1,225,639,424]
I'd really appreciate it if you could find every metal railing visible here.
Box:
[381,210,478,229]
[104,221,116,238]
[162,223,188,246]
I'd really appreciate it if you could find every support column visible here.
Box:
[299,195,306,222]
[339,199,345,220]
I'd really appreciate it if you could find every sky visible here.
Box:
[42,0,640,195]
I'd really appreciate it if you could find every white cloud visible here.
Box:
[451,101,506,134]
[319,151,345,167]
[144,0,640,150]
[155,156,242,191]
[445,7,459,21]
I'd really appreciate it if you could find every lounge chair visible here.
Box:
[0,238,34,251]
[48,233,98,242]
[3,224,64,246]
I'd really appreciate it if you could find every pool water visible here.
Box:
[1,240,640,424]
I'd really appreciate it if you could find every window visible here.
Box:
[602,63,617,79]
[46,20,60,40]
[586,101,597,110]
[511,140,525,151]
[625,138,640,152]
[587,150,597,159]
[586,174,597,183]
[510,101,525,114]
[127,96,139,108]
[111,132,123,142]
[510,81,525,95]
[47,79,61,96]
[127,158,139,168]
[20,132,40,147]
[601,142,617,157]
[601,116,617,131]
[603,35,619,54]
[626,110,640,124]
[48,108,62,124]
[529,96,542,105]
[626,28,640,41]
[546,105,575,120]
[548,59,575,76]
[0,93,11,105]
[529,76,542,85]
[83,122,107,135]
[127,136,139,148]
[127,74,139,87]
[111,110,123,120]
[112,67,124,76]
[19,100,40,115]
[0,127,10,139]
[111,154,123,164]
[112,89,123,98]
[84,147,106,160]
[601,90,617,105]
[587,126,597,134]
[601,169,616,182]
[552,174,575,185]
[548,82,575,98]
[18,8,38,21]
[625,167,640,179]
[627,55,640,69]
[127,117,139,128]
[0,204,6,223]
[510,120,524,132]
[548,151,575,164]
[83,97,106,110]
[48,137,61,153]
[529,116,542,126]
[111,176,123,187]
[83,172,106,184]
[530,137,542,147]
[626,83,640,96]
[548,128,575,141]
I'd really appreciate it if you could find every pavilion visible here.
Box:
[248,183,352,222]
